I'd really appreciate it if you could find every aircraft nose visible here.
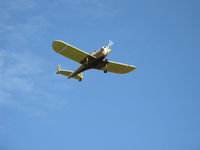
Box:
[101,47,111,54]
[107,48,111,53]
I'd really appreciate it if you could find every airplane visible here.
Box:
[52,40,136,81]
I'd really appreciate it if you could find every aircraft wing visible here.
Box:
[97,60,136,74]
[52,40,95,64]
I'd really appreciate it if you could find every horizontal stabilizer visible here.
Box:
[56,65,83,81]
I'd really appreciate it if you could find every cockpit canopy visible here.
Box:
[90,46,111,56]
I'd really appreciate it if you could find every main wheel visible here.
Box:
[104,70,107,73]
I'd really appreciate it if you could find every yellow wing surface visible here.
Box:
[101,61,136,74]
[52,40,95,63]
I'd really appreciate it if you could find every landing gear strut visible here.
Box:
[104,59,108,73]
[84,57,89,66]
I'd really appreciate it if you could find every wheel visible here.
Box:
[104,59,108,73]
[79,79,82,82]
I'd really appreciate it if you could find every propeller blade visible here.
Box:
[108,40,114,48]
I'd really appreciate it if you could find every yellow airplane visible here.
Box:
[52,40,136,81]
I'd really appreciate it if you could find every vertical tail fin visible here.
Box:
[56,64,60,74]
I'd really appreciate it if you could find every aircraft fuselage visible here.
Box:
[68,46,110,78]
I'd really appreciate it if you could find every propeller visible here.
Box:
[108,40,114,48]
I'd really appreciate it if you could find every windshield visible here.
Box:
[91,49,101,55]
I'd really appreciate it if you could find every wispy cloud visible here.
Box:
[0,0,38,26]
[1,0,38,12]
[48,0,118,21]
[0,0,117,116]
[0,0,50,49]
[0,48,73,115]
[1,0,117,43]
[0,50,41,92]
[0,0,75,116]
[0,90,12,106]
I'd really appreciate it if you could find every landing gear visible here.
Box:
[84,57,89,66]
[79,79,82,82]
[104,59,108,73]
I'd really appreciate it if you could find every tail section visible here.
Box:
[56,64,61,74]
[56,65,83,81]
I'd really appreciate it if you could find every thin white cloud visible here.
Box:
[0,50,41,91]
[3,0,38,12]
[0,0,49,49]
[0,49,73,116]
[1,0,117,43]
[49,0,118,21]
[0,0,116,116]
[0,0,38,29]
[0,90,11,105]
[0,0,74,115]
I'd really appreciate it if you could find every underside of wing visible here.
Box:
[52,40,95,64]
[96,60,136,74]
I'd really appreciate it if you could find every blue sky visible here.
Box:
[0,0,200,149]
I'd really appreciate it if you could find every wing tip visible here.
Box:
[121,65,136,74]
[52,40,69,54]
[52,40,61,46]
[129,65,137,72]
[130,65,137,70]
